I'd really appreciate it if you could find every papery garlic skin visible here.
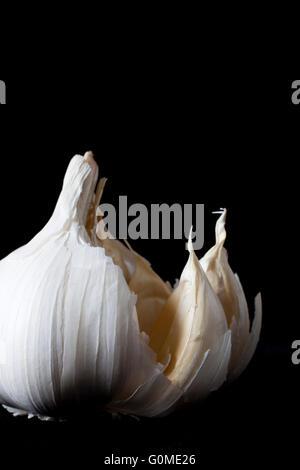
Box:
[149,233,230,392]
[200,209,262,378]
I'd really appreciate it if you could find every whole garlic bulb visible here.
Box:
[0,153,262,420]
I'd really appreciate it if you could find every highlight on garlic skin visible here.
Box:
[0,153,262,420]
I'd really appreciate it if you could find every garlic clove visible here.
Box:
[149,231,230,395]
[200,209,261,377]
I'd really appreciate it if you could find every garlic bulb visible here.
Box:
[0,153,262,420]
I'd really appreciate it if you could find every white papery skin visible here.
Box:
[0,154,261,420]
[200,209,262,378]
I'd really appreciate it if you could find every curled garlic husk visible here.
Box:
[0,153,262,420]
[200,210,262,380]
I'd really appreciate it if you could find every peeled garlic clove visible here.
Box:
[200,209,262,377]
[149,232,231,397]
[0,153,167,418]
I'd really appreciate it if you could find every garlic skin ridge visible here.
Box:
[0,153,262,420]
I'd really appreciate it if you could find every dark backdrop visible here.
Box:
[0,76,297,467]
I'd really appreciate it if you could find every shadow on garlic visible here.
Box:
[0,153,262,420]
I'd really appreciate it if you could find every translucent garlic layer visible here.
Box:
[0,153,262,420]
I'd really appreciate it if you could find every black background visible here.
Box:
[0,74,298,468]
